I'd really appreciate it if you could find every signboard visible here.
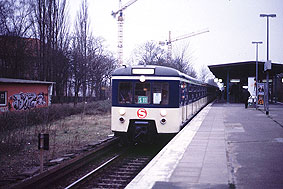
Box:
[153,93,161,104]
[138,96,148,104]
[264,60,271,71]
[248,77,256,97]
[137,108,147,119]
[257,83,264,105]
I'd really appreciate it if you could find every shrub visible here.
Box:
[0,100,111,154]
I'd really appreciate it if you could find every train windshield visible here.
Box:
[118,81,169,105]
[118,82,133,104]
[152,83,169,105]
[135,82,151,104]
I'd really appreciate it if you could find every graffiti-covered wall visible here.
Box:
[0,83,52,112]
[10,92,46,110]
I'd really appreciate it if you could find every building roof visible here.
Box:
[208,61,283,82]
[0,78,54,85]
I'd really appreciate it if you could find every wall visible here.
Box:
[0,83,50,112]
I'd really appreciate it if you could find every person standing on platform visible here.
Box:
[243,89,251,108]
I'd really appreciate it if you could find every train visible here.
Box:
[111,65,217,144]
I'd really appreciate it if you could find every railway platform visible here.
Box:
[126,102,283,189]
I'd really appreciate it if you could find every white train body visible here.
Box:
[111,65,216,143]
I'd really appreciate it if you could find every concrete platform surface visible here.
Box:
[126,103,283,189]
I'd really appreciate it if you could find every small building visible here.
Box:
[0,78,54,112]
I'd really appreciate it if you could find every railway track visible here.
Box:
[10,137,121,189]
[10,134,173,189]
[65,144,164,189]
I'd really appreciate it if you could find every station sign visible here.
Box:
[264,60,271,71]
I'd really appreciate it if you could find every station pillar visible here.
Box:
[226,70,230,103]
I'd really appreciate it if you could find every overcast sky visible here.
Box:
[70,0,283,71]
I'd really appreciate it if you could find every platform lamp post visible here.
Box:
[252,41,263,110]
[260,13,276,115]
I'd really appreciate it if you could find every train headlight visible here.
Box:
[140,75,146,82]
[160,110,167,117]
[119,108,126,116]
[119,117,125,123]
[160,118,167,125]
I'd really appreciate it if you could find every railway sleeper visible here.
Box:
[108,174,132,178]
[100,178,127,184]
[120,165,140,169]
[127,162,145,166]
[96,183,124,188]
[114,171,136,175]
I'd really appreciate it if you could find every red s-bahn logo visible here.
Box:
[137,108,147,119]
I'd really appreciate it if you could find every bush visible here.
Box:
[0,100,111,153]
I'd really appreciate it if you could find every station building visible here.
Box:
[208,61,283,103]
[0,78,54,112]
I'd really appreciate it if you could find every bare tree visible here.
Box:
[0,0,116,103]
[133,41,166,65]
[132,40,197,78]
[70,0,90,104]
[198,65,213,83]
[171,42,197,78]
[0,0,33,37]
[0,0,36,79]
[28,0,71,103]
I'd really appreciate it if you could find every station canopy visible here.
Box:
[208,61,283,83]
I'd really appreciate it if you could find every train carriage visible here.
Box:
[111,65,216,143]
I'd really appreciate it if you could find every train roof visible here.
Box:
[112,65,219,88]
[112,65,204,83]
[112,65,179,76]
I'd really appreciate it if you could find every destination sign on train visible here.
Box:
[132,68,155,75]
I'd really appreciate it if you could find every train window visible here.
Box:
[118,82,133,104]
[185,83,189,104]
[152,82,169,105]
[192,85,196,101]
[188,84,192,102]
[134,82,151,104]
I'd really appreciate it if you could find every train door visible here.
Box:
[191,85,195,114]
[187,83,192,118]
[185,83,189,120]
[181,82,186,122]
[196,86,199,111]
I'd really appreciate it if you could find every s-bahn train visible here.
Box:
[111,65,217,144]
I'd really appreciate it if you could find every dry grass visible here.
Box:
[0,101,112,187]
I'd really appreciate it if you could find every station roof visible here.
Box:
[0,78,54,85]
[208,61,283,82]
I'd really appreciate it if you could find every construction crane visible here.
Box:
[159,28,209,62]
[112,0,138,66]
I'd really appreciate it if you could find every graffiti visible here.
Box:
[0,107,8,112]
[37,92,46,105]
[10,92,46,111]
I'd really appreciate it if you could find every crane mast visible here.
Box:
[112,0,138,66]
[160,28,209,62]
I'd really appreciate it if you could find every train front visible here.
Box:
[111,66,182,144]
